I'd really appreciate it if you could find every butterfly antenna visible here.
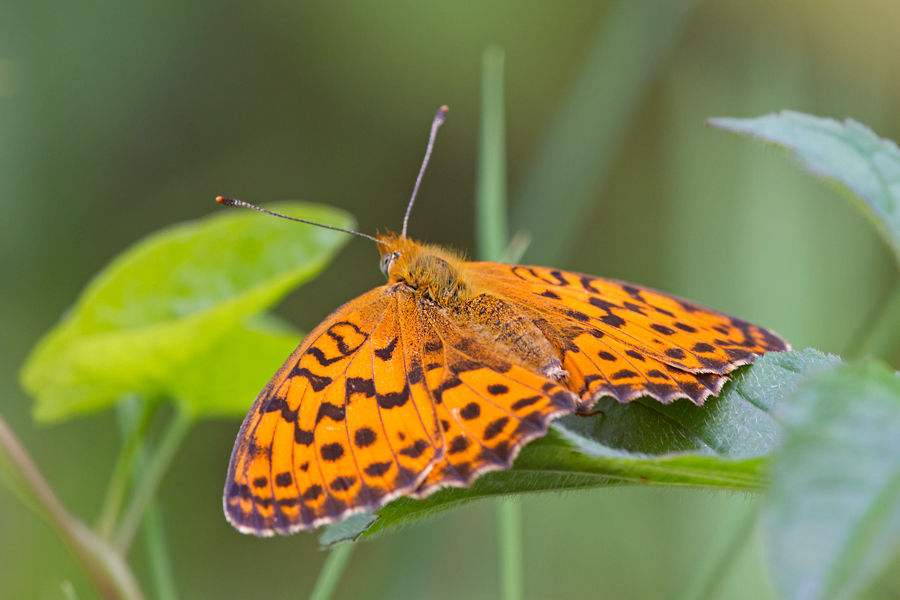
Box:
[401,105,448,239]
[216,197,385,246]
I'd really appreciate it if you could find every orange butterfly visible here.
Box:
[221,107,789,536]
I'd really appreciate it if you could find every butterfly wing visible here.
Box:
[225,282,581,534]
[402,293,578,498]
[467,263,789,406]
[224,285,445,535]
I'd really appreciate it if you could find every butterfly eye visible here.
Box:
[380,252,399,278]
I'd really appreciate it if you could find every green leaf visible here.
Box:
[709,112,900,266]
[167,315,304,418]
[320,349,840,544]
[20,202,353,422]
[761,361,900,600]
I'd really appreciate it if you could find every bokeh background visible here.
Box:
[3,1,900,598]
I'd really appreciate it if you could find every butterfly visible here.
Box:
[221,106,789,536]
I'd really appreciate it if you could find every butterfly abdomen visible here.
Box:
[453,293,566,381]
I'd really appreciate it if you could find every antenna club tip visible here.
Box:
[436,105,448,123]
[216,196,236,205]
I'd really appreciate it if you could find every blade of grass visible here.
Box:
[511,0,696,265]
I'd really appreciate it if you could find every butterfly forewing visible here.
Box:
[225,286,442,535]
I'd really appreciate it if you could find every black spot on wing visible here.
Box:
[448,435,469,455]
[600,314,626,328]
[345,377,376,400]
[330,476,356,492]
[315,402,345,424]
[624,349,646,362]
[291,367,333,392]
[294,426,314,446]
[307,346,345,366]
[399,439,429,458]
[374,336,398,361]
[364,461,392,477]
[377,384,411,409]
[511,395,542,410]
[354,427,377,448]
[407,360,425,385]
[460,402,481,420]
[611,369,638,380]
[263,396,298,422]
[320,443,344,462]
[483,417,509,441]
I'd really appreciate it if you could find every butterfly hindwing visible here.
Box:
[467,263,789,406]
[410,296,578,497]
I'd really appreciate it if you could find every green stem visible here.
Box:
[113,409,193,554]
[667,506,758,600]
[96,399,156,540]
[0,411,143,600]
[113,400,179,600]
[510,0,697,265]
[497,500,523,600]
[850,284,900,362]
[476,44,509,262]
[141,502,179,600]
[308,543,356,600]
[477,43,524,600]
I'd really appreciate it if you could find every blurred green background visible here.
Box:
[2,1,900,598]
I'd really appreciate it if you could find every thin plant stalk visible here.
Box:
[510,0,697,265]
[476,45,509,262]
[476,43,523,600]
[667,506,758,600]
[308,543,356,600]
[849,284,900,362]
[96,399,157,540]
[114,409,193,554]
[115,400,179,600]
[498,500,524,600]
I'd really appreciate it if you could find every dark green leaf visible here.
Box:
[709,112,900,266]
[761,361,900,600]
[321,349,839,544]
[20,202,352,422]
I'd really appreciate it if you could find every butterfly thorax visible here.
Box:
[377,233,477,307]
[376,232,567,381]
